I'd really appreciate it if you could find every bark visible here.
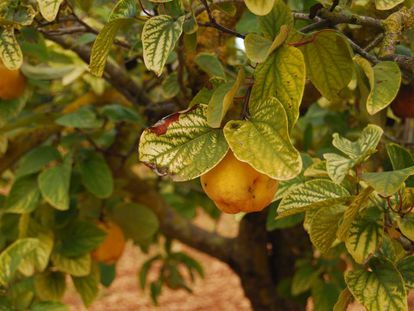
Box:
[230,212,279,311]
[228,211,311,311]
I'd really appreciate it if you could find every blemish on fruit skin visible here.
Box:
[148,113,180,136]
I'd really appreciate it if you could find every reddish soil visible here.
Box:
[65,213,252,311]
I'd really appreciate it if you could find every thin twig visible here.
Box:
[138,0,154,17]
[198,0,246,39]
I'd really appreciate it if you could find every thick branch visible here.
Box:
[0,126,60,175]
[380,7,414,57]
[124,174,235,263]
[42,33,151,107]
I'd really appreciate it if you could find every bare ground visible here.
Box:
[65,213,252,311]
[64,212,414,311]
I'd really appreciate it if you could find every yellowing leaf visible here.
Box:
[309,204,346,253]
[324,124,383,183]
[259,0,293,39]
[300,30,353,101]
[250,45,305,129]
[397,256,414,289]
[361,166,414,197]
[345,206,384,264]
[207,69,245,128]
[224,97,302,180]
[244,25,289,63]
[0,238,39,286]
[345,257,407,311]
[0,27,23,70]
[142,15,185,76]
[397,214,414,241]
[90,20,131,77]
[375,0,404,10]
[89,0,137,77]
[37,0,63,22]
[244,0,275,16]
[337,186,374,240]
[355,57,401,115]
[333,288,353,311]
[139,105,228,181]
[277,179,351,218]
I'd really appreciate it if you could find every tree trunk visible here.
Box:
[230,211,311,311]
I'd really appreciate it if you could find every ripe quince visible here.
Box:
[201,151,279,214]
[0,60,26,100]
[92,221,126,264]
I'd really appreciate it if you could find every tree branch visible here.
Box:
[42,33,151,107]
[124,174,235,263]
[0,126,61,175]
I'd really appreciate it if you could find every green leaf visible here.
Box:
[345,206,384,264]
[397,214,414,241]
[0,27,23,70]
[0,238,39,286]
[139,105,229,181]
[337,186,374,240]
[258,0,293,39]
[333,288,353,311]
[38,155,72,211]
[244,0,275,15]
[99,263,116,287]
[311,280,340,311]
[60,221,106,257]
[396,256,414,289]
[55,107,103,128]
[89,0,137,77]
[375,0,404,10]
[0,94,29,127]
[5,175,40,213]
[277,179,351,217]
[300,30,353,101]
[244,25,289,63]
[79,151,114,199]
[207,69,244,128]
[36,0,64,22]
[8,278,34,310]
[194,53,226,80]
[162,72,180,99]
[16,146,61,178]
[361,166,414,197]
[355,57,401,115]
[111,203,158,243]
[34,271,66,301]
[291,263,318,295]
[309,204,346,253]
[30,301,70,311]
[142,15,185,76]
[18,221,54,275]
[100,105,141,123]
[51,253,91,277]
[345,257,407,311]
[72,264,100,307]
[224,97,302,180]
[386,143,414,170]
[250,45,305,129]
